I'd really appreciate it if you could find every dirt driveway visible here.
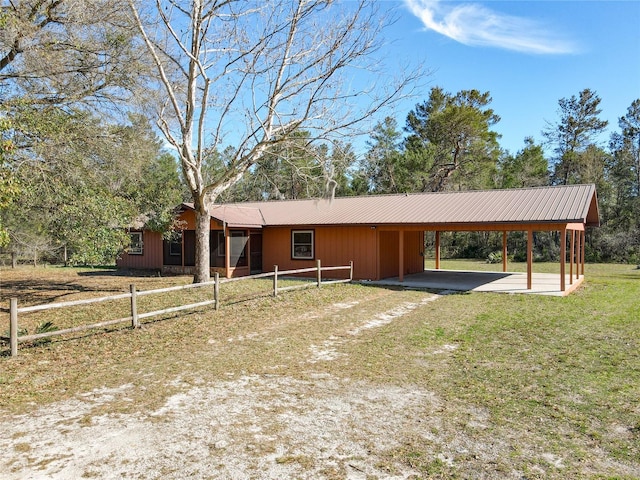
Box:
[1,290,471,479]
[2,269,637,480]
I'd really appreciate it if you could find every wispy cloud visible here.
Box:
[403,0,578,54]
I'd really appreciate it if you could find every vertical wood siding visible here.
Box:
[120,219,425,280]
[404,231,425,274]
[378,231,399,279]
[262,226,378,280]
[379,230,424,278]
[116,231,163,269]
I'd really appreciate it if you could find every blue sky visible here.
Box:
[373,0,640,155]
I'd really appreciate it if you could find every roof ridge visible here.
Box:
[212,183,596,207]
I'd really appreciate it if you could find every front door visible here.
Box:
[250,232,263,274]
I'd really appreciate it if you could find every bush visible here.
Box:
[486,251,503,264]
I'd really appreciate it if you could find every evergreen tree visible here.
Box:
[543,89,608,185]
[496,137,549,188]
[403,87,501,192]
[605,99,640,262]
[361,117,405,193]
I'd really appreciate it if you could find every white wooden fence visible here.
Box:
[2,260,353,357]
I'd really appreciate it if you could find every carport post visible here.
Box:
[502,231,508,273]
[576,231,581,280]
[398,230,404,282]
[435,231,441,270]
[569,230,575,285]
[560,228,567,292]
[580,231,586,277]
[527,230,533,290]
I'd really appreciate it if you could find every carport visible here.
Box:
[378,184,600,295]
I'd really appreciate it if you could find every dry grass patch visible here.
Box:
[0,264,639,479]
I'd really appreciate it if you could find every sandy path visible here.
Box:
[1,292,461,479]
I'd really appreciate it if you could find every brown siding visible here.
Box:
[116,231,163,270]
[404,231,424,275]
[377,230,423,279]
[379,231,399,279]
[262,226,378,280]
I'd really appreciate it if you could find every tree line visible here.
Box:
[1,1,638,270]
[219,87,640,264]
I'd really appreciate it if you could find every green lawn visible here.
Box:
[347,262,640,477]
[0,263,638,478]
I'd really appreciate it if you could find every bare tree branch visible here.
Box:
[128,0,422,282]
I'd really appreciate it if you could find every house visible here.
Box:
[117,184,600,293]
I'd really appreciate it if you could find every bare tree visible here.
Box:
[128,0,420,282]
[1,0,147,108]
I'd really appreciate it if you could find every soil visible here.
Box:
[0,293,460,479]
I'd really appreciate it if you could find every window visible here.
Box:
[169,232,182,256]
[292,230,314,259]
[129,232,143,255]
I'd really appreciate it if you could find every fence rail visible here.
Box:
[2,260,353,357]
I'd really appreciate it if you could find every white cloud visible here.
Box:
[403,0,578,54]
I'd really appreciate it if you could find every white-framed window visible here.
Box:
[291,230,314,259]
[169,232,182,256]
[129,232,143,255]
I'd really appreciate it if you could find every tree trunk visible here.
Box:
[11,251,17,268]
[193,200,211,283]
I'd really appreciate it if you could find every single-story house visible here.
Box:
[117,184,599,293]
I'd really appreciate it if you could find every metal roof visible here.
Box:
[209,205,264,228]
[202,184,599,229]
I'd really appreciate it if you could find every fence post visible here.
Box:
[317,259,322,288]
[10,298,18,357]
[130,284,139,328]
[349,260,353,281]
[214,272,220,311]
[273,265,278,297]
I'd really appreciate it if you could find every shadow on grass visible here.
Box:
[76,268,165,278]
[0,309,187,357]
[0,288,276,357]
[0,269,189,307]
[0,279,125,306]
[355,282,470,297]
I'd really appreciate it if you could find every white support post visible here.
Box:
[317,259,322,288]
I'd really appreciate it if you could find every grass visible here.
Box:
[342,260,640,477]
[1,262,639,478]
